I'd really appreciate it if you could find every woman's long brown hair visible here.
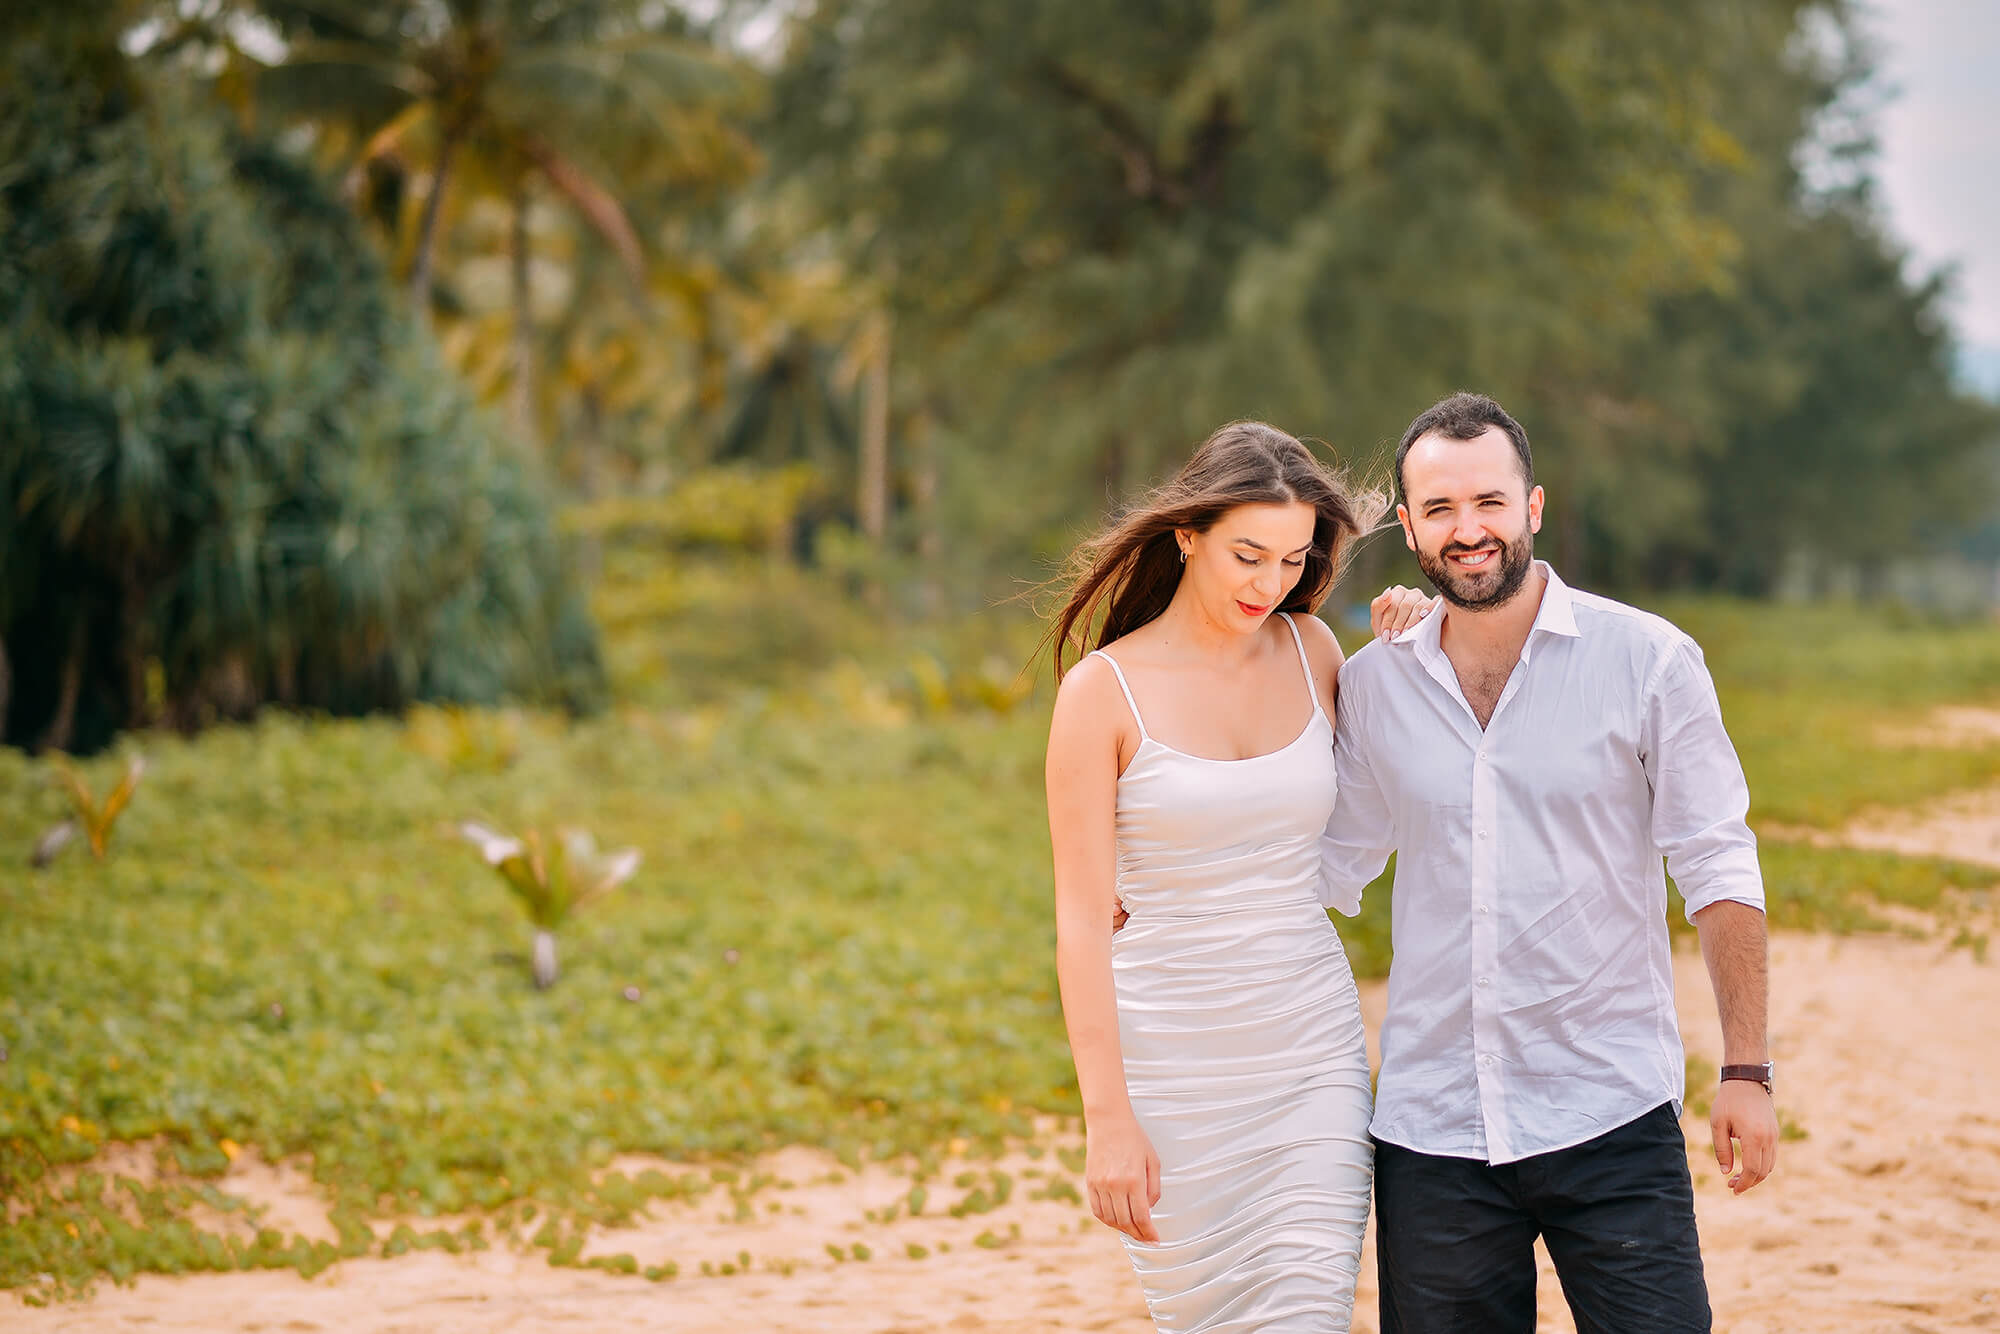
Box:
[1046,421,1382,680]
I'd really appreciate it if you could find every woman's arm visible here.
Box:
[1369,584,1435,644]
[1046,657,1160,1243]
[1294,610,1348,721]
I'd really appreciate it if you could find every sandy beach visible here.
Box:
[12,914,1998,1334]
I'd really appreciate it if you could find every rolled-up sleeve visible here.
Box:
[1643,636,1764,921]
[1321,669,1395,916]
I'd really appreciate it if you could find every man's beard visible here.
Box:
[1416,526,1536,610]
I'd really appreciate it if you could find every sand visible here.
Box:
[15,728,2000,1331]
[13,928,1997,1334]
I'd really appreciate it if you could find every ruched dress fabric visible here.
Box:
[1093,614,1373,1332]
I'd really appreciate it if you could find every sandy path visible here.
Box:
[12,925,1999,1334]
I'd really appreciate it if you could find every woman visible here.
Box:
[1045,421,1427,1331]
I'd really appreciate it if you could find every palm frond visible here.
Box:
[519,136,645,290]
[345,98,435,195]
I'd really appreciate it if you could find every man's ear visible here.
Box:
[1527,485,1545,535]
[1396,503,1416,552]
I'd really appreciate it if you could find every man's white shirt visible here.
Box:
[1321,562,1764,1165]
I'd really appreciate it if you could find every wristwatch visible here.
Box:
[1719,1062,1774,1096]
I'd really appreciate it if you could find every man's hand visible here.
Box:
[1111,900,1128,932]
[1711,1079,1778,1194]
[1370,585,1434,642]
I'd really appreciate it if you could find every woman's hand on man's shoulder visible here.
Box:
[1369,585,1435,643]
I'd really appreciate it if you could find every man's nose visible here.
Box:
[1451,509,1489,546]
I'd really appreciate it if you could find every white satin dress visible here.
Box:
[1093,613,1373,1332]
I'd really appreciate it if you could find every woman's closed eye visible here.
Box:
[1235,554,1306,568]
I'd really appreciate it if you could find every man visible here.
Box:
[1323,392,1776,1332]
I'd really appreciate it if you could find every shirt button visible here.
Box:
[1476,829,1488,840]
[1479,1054,1495,1066]
[1476,905,1490,915]
[1477,976,1491,988]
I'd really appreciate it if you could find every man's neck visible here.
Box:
[1438,563,1548,667]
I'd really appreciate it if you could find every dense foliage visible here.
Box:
[771,0,1997,589]
[0,30,603,753]
[5,1,1996,752]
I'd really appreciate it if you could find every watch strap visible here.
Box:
[1719,1062,1774,1092]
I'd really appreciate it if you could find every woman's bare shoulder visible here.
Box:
[1051,650,1128,725]
[1048,651,1140,778]
[1289,610,1347,675]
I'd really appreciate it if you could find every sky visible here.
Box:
[1866,0,2000,349]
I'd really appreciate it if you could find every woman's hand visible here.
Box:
[1370,584,1435,642]
[1086,1114,1162,1243]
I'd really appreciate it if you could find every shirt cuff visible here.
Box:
[1317,872,1364,917]
[1678,851,1766,922]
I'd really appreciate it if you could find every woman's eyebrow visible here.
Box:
[1236,538,1314,555]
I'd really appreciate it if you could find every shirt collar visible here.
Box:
[1530,561,1581,639]
[1394,559,1580,666]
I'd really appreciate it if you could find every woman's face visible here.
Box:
[1177,501,1318,632]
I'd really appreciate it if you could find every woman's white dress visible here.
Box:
[1093,613,1373,1332]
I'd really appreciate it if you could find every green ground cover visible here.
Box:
[4,584,1998,1299]
[1667,598,2000,825]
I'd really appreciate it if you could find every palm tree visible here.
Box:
[0,35,606,752]
[253,0,748,424]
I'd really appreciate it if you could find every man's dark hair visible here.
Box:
[1393,392,1534,506]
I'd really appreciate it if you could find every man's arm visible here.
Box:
[1692,900,1774,1194]
[1645,636,1777,1194]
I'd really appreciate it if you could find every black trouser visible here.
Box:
[1374,1102,1710,1333]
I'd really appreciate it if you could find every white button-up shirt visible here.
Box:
[1321,562,1764,1164]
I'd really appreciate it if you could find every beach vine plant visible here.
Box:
[31,754,145,868]
[459,823,642,989]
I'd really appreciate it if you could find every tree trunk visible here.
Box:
[912,414,940,614]
[1100,432,1127,499]
[509,181,537,447]
[857,311,891,542]
[1557,501,1585,584]
[36,615,85,755]
[531,929,558,990]
[120,560,150,730]
[1347,528,1389,627]
[407,123,463,321]
[0,635,10,743]
[576,383,606,579]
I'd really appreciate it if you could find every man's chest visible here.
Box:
[1374,667,1649,820]
[1451,661,1514,729]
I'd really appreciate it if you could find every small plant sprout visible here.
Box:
[33,753,145,867]
[459,822,641,988]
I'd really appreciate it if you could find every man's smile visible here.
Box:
[1446,546,1500,570]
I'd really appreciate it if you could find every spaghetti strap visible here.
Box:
[1090,650,1150,741]
[1277,613,1325,719]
